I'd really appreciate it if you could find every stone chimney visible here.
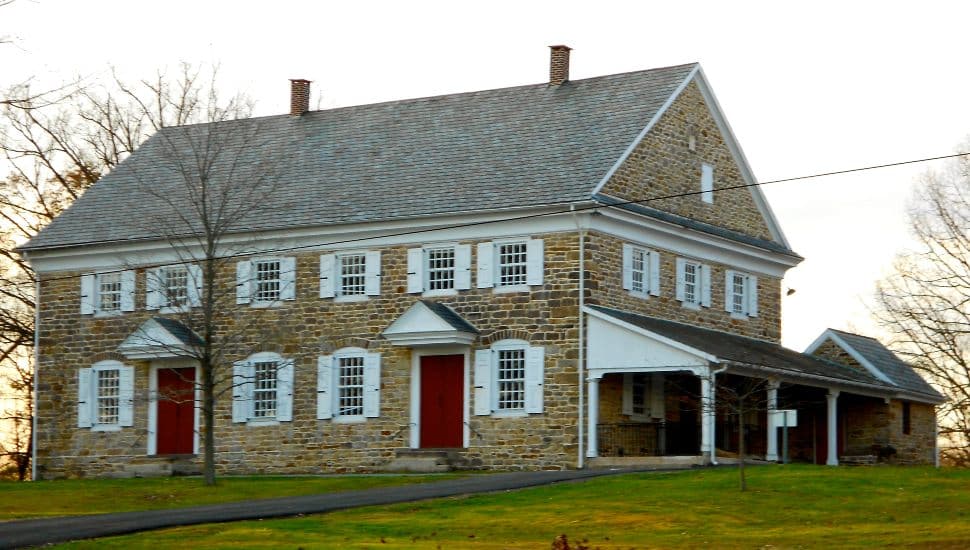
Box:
[549,45,571,85]
[289,79,311,116]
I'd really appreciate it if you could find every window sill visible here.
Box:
[245,419,280,427]
[627,290,651,300]
[90,424,122,432]
[493,284,531,294]
[422,289,458,298]
[490,410,528,419]
[730,312,751,321]
[334,295,369,303]
[249,300,283,309]
[332,416,366,424]
[159,305,192,314]
[92,311,124,318]
[680,301,701,311]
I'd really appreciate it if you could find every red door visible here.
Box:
[157,367,196,455]
[420,355,464,448]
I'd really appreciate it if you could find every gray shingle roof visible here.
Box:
[589,306,893,389]
[827,329,944,401]
[24,64,702,251]
[152,316,204,347]
[419,300,479,334]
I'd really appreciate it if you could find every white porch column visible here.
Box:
[586,376,600,458]
[700,375,713,457]
[766,381,780,462]
[826,390,840,466]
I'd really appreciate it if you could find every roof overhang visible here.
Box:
[382,301,478,347]
[117,317,201,359]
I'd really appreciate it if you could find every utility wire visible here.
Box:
[11,150,970,287]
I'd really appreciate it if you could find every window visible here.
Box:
[236,258,296,306]
[319,251,381,299]
[675,258,710,308]
[77,360,134,430]
[80,271,135,315]
[476,239,544,290]
[622,244,660,297]
[701,163,714,204]
[902,401,912,435]
[407,245,472,294]
[474,340,544,416]
[623,373,665,421]
[316,349,382,421]
[724,270,758,317]
[231,352,294,424]
[147,264,202,311]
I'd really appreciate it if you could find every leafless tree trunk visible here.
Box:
[875,148,970,466]
[701,372,771,491]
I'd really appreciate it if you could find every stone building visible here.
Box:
[21,47,943,478]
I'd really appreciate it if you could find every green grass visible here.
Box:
[52,465,970,549]
[0,474,461,520]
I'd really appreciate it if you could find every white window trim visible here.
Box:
[317,348,381,423]
[725,269,759,319]
[237,257,296,308]
[407,243,472,296]
[675,258,711,309]
[81,270,135,317]
[320,250,381,300]
[147,264,202,314]
[231,352,294,426]
[477,238,543,292]
[622,243,661,299]
[474,339,544,418]
[78,360,134,431]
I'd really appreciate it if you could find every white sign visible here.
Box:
[771,409,798,427]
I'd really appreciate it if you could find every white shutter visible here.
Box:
[236,261,252,304]
[77,368,93,428]
[674,258,686,301]
[279,257,296,301]
[621,243,633,291]
[365,251,382,296]
[622,373,634,415]
[700,264,712,307]
[276,359,294,422]
[476,242,494,288]
[748,275,759,317]
[524,346,545,414]
[701,163,714,203]
[724,270,735,313]
[80,274,96,315]
[649,251,661,296]
[363,352,381,418]
[118,365,135,427]
[232,360,250,422]
[406,248,424,293]
[120,270,136,312]
[526,239,544,286]
[650,373,666,419]
[145,268,163,310]
[317,355,333,420]
[473,349,492,415]
[187,263,203,307]
[454,244,472,290]
[319,255,335,298]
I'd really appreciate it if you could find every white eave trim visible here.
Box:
[583,305,718,364]
[383,330,477,347]
[804,330,896,386]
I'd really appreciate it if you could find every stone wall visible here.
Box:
[35,232,584,478]
[888,401,936,464]
[599,80,775,242]
[584,230,782,342]
[810,338,867,374]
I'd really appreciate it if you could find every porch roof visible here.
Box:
[586,306,896,392]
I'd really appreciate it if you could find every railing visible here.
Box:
[597,422,665,457]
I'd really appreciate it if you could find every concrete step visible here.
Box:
[381,449,465,473]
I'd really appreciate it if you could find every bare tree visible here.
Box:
[0,63,248,479]
[875,148,970,466]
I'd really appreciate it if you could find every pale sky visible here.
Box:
[3,0,969,350]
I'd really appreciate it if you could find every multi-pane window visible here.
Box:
[254,260,282,302]
[631,248,647,294]
[337,355,365,417]
[631,374,648,417]
[496,348,526,410]
[339,254,367,296]
[252,361,278,419]
[164,266,189,308]
[498,242,528,287]
[96,369,120,425]
[731,273,747,315]
[683,262,698,304]
[426,247,456,291]
[98,273,122,313]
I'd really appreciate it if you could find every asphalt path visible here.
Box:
[0,468,661,548]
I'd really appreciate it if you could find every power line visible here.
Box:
[10,150,970,287]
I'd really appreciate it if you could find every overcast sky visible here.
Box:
[3,0,969,350]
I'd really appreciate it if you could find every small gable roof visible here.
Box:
[807,329,944,403]
[382,300,478,346]
[117,317,203,359]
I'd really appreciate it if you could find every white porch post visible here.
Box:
[700,374,713,458]
[766,380,779,462]
[826,390,840,466]
[586,375,600,458]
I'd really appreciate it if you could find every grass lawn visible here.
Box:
[0,474,461,520]
[52,465,970,549]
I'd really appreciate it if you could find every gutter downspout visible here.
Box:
[31,277,39,481]
[571,204,586,469]
[709,365,727,466]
